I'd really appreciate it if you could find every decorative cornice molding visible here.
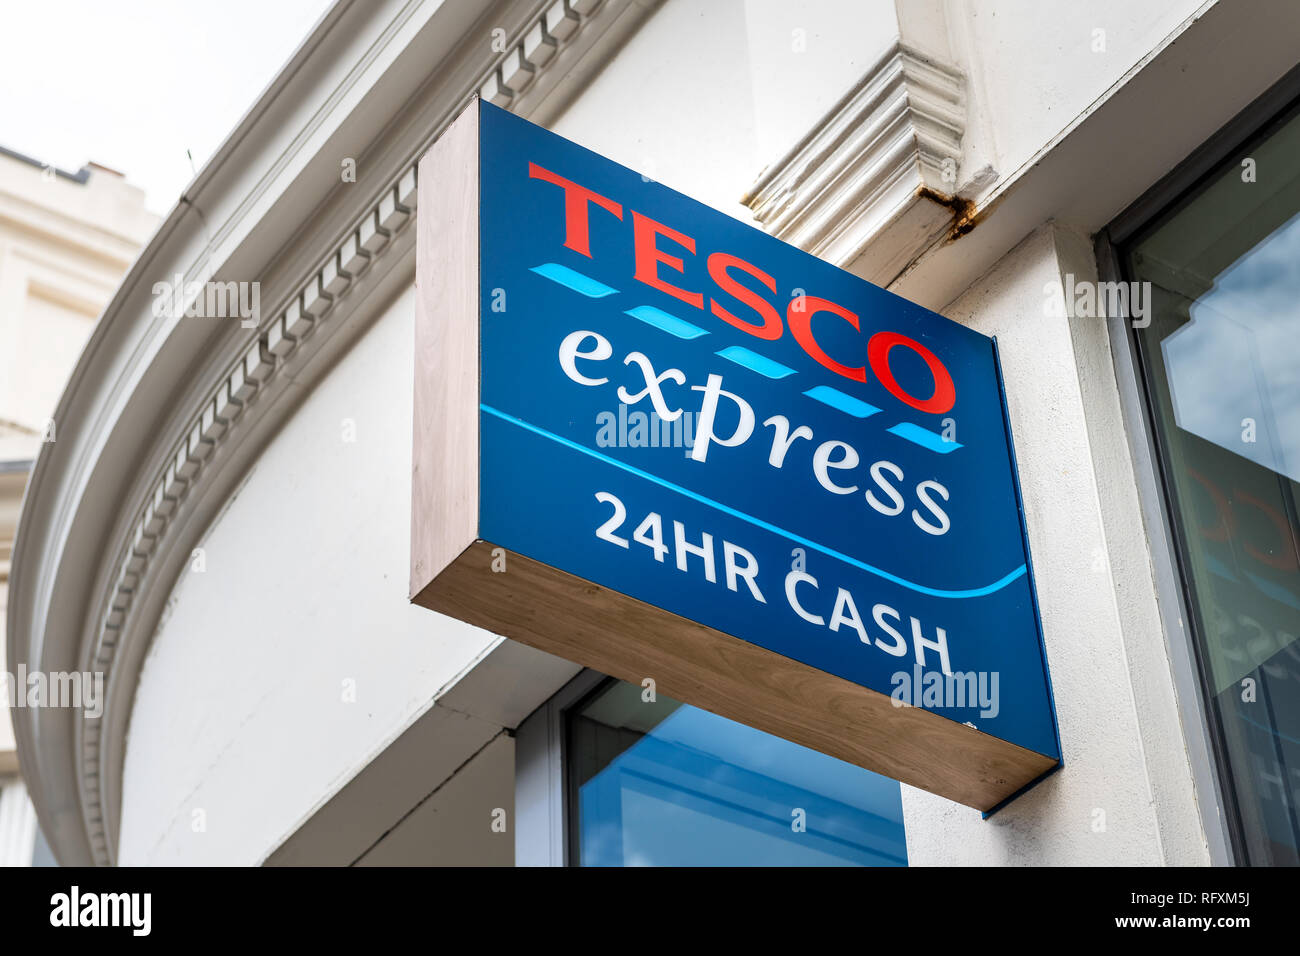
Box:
[63,0,641,866]
[78,175,418,865]
[742,41,968,285]
[480,0,596,108]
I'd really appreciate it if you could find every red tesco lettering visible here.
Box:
[528,161,956,415]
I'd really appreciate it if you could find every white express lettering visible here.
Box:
[812,440,859,495]
[912,479,951,536]
[558,330,612,386]
[617,351,685,421]
[762,415,814,468]
[690,374,755,463]
[562,332,953,536]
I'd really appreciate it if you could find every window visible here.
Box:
[563,677,906,866]
[0,779,40,866]
[1120,93,1300,865]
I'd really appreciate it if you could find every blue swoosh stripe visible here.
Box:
[481,404,1024,599]
[803,385,880,418]
[716,346,796,379]
[625,305,709,339]
[530,262,619,298]
[888,421,962,454]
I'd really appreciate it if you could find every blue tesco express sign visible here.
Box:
[415,100,1060,810]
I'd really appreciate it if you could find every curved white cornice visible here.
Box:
[6,0,662,865]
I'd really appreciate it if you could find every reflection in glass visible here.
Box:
[1127,101,1300,865]
[567,680,907,866]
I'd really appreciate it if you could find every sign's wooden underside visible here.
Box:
[414,541,1056,811]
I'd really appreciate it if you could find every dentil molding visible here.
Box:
[65,0,649,866]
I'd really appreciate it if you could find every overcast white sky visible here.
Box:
[0,0,334,214]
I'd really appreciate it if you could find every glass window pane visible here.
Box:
[1126,99,1300,865]
[566,679,907,866]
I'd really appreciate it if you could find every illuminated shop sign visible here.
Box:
[411,100,1060,811]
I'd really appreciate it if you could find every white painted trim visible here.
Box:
[889,0,1300,312]
[742,40,968,285]
[513,670,604,867]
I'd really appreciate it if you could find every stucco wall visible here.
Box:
[900,225,1208,865]
[118,286,500,865]
[947,0,1207,201]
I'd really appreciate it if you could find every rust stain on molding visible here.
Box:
[917,186,981,239]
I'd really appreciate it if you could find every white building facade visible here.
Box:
[8,0,1300,866]
[0,146,156,866]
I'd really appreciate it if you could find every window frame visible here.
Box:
[517,670,915,866]
[513,669,606,866]
[1096,61,1300,867]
